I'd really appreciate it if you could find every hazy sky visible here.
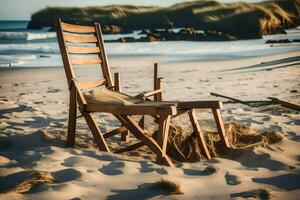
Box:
[0,0,263,20]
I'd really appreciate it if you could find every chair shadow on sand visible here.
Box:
[0,104,65,130]
[107,183,171,200]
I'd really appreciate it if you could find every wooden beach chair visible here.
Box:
[56,19,229,166]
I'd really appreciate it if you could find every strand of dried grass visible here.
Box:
[8,171,54,194]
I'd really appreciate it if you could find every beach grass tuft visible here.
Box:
[152,179,183,195]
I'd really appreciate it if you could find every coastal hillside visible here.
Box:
[28,0,300,39]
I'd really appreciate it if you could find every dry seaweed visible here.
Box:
[166,122,283,162]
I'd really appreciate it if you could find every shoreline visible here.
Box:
[1,49,300,70]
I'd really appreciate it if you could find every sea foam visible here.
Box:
[0,31,56,41]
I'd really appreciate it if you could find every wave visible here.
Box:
[0,31,56,41]
[0,54,37,67]
[0,43,59,54]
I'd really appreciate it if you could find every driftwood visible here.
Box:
[211,92,250,106]
[210,92,273,107]
[211,93,299,111]
[268,97,300,111]
[223,100,274,106]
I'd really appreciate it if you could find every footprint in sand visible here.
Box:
[139,161,168,175]
[231,189,271,199]
[52,168,81,183]
[99,161,125,175]
[183,166,216,176]
[267,125,283,132]
[225,172,242,185]
[262,115,272,121]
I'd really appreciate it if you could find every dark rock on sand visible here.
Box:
[266,39,292,44]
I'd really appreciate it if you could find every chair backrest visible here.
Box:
[56,18,113,96]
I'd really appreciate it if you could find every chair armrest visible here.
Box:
[135,89,163,100]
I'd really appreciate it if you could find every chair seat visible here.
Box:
[83,89,177,115]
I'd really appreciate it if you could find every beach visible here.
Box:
[1,49,300,199]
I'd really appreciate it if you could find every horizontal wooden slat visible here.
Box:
[103,126,128,139]
[67,46,100,54]
[175,101,222,109]
[61,22,95,33]
[85,104,177,115]
[70,57,102,65]
[64,34,97,43]
[77,79,106,89]
[139,89,163,98]
[114,141,144,154]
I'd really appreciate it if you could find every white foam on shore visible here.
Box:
[0,55,37,67]
[0,31,56,41]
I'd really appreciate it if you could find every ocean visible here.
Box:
[0,20,300,68]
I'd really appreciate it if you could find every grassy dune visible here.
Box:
[28,0,300,39]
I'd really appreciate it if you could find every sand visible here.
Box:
[0,51,299,199]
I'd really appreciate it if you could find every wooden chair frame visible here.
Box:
[56,19,177,166]
[56,19,229,166]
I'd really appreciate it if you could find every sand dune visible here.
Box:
[0,51,300,199]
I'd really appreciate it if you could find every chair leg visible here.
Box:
[66,90,77,147]
[212,108,230,148]
[188,109,211,159]
[121,126,129,142]
[156,115,171,165]
[117,115,174,167]
[83,112,110,152]
[138,116,145,129]
[120,115,131,142]
[121,115,144,142]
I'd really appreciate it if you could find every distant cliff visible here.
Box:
[27,0,300,40]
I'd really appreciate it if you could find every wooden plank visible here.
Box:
[156,78,163,101]
[56,19,76,85]
[66,85,77,147]
[114,73,121,92]
[154,63,158,101]
[210,92,249,106]
[70,57,102,65]
[212,108,230,148]
[117,115,174,167]
[138,116,145,129]
[223,100,273,106]
[189,109,211,159]
[77,79,106,89]
[103,126,128,139]
[142,89,163,98]
[61,22,95,33]
[114,141,144,154]
[86,104,177,115]
[268,97,300,111]
[67,46,100,54]
[83,112,110,152]
[64,34,97,43]
[113,73,129,141]
[156,115,171,165]
[176,100,222,109]
[95,23,113,88]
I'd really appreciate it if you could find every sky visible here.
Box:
[0,0,263,20]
